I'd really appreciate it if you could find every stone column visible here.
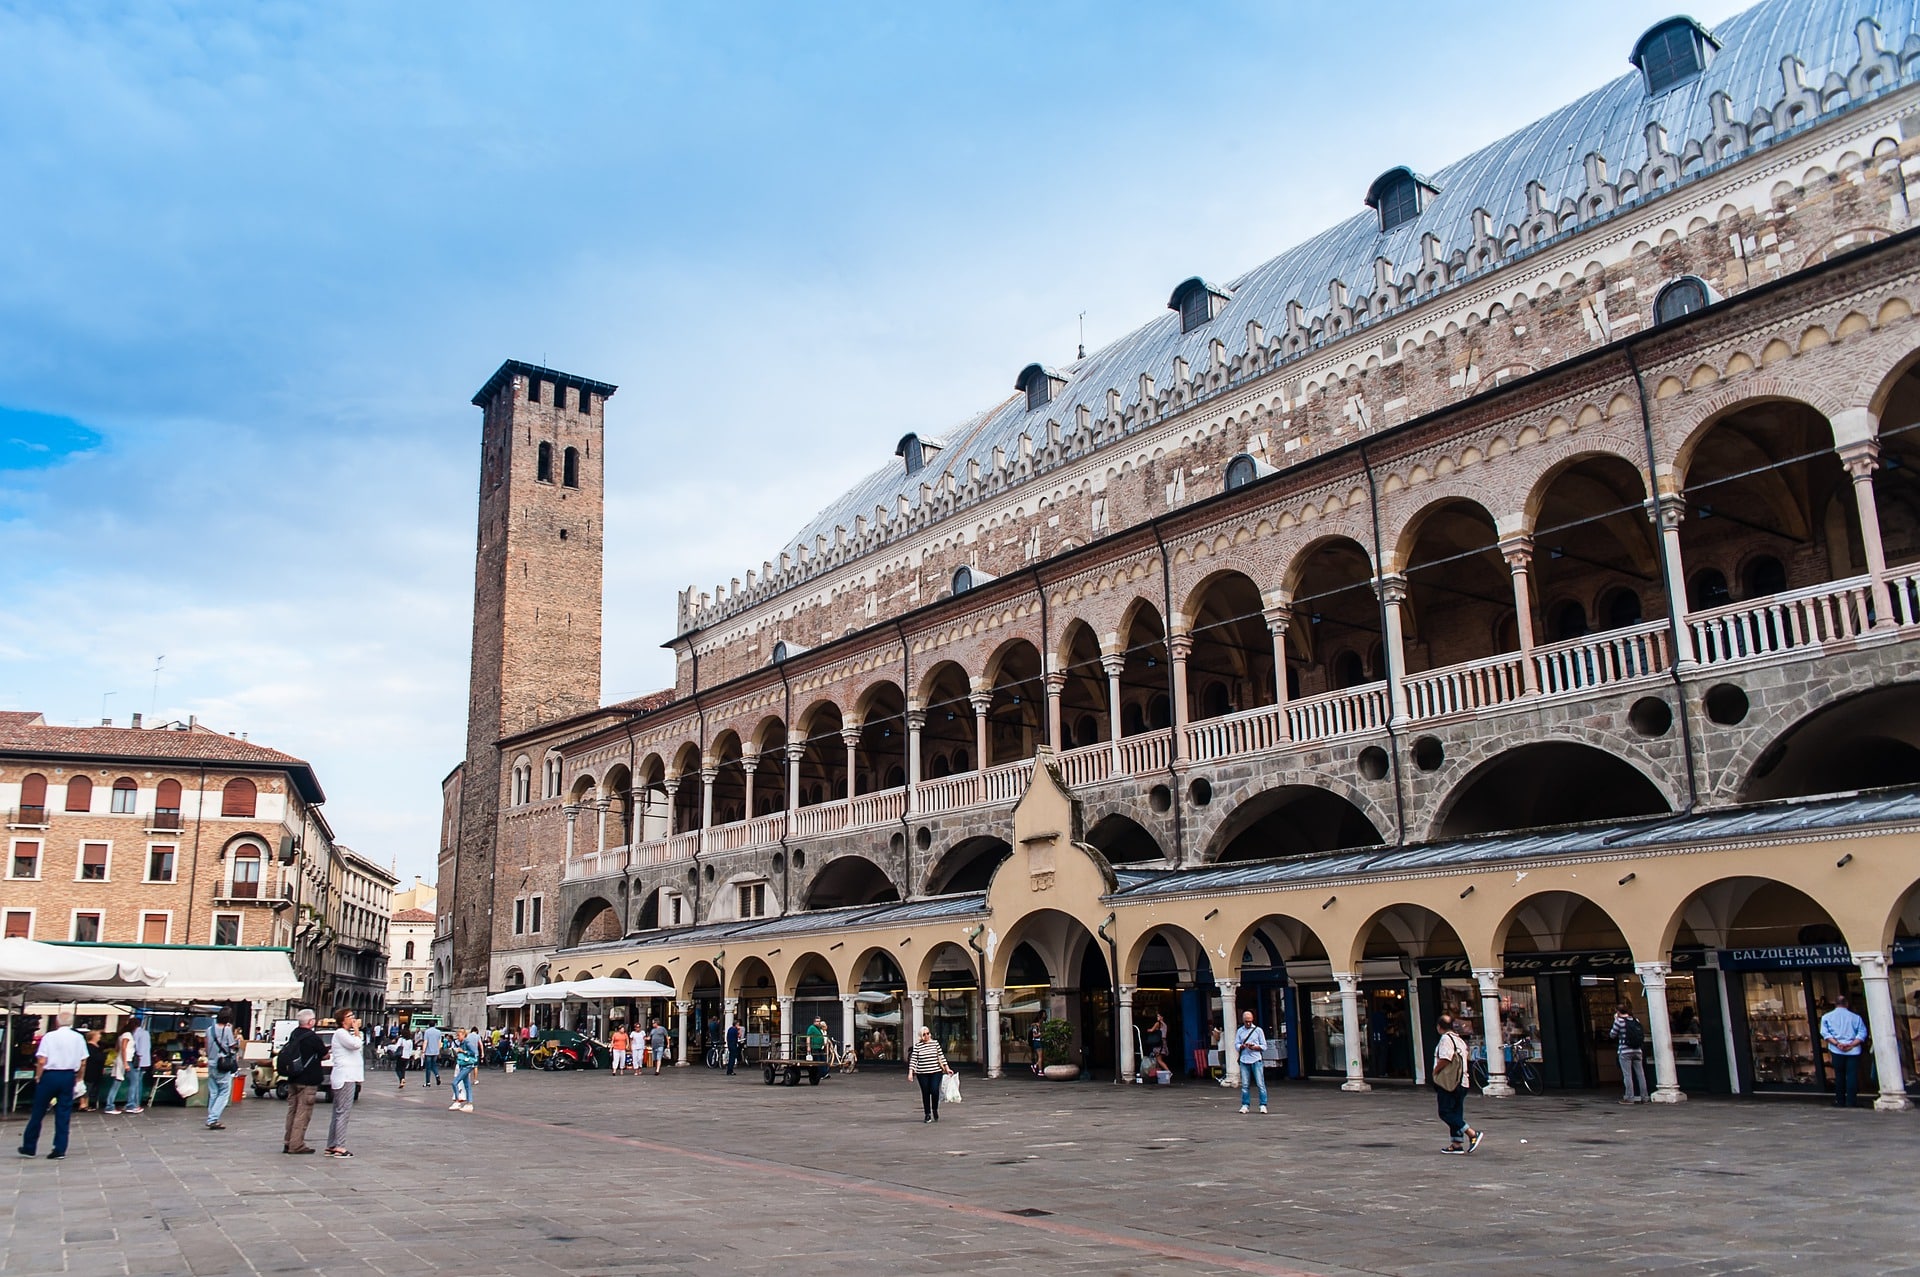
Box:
[740,756,757,821]
[1101,653,1126,772]
[1635,962,1686,1103]
[839,993,857,1059]
[969,690,993,773]
[722,995,738,1033]
[1500,535,1541,694]
[1044,670,1067,754]
[1855,951,1913,1111]
[1650,496,1697,667]
[674,999,692,1067]
[1375,575,1411,726]
[1334,972,1371,1092]
[1168,633,1194,760]
[1216,978,1241,1088]
[1840,441,1896,626]
[1473,967,1514,1097]
[563,804,578,864]
[908,990,927,1044]
[595,798,608,854]
[662,777,681,835]
[905,708,926,811]
[1117,984,1137,1081]
[699,767,716,829]
[840,726,862,800]
[1262,605,1293,740]
[777,995,794,1051]
[785,743,805,812]
[983,988,1004,1079]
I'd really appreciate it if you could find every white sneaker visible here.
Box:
[460,1103,474,1112]
[448,1102,462,1110]
[1238,1105,1249,1114]
[1259,1105,1268,1113]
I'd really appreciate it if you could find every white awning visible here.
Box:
[485,989,530,1009]
[31,945,301,1004]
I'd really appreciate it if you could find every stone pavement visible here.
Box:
[2,1066,1915,1277]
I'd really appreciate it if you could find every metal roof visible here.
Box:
[785,0,1920,557]
[1110,787,1920,900]
[562,890,989,957]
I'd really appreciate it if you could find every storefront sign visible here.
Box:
[1417,950,1637,977]
[1719,944,1854,971]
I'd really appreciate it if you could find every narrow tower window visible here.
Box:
[563,447,580,489]
[537,442,554,483]
[527,377,542,404]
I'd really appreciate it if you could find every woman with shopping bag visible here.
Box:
[907,1026,955,1123]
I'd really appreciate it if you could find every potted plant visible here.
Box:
[1037,1018,1079,1080]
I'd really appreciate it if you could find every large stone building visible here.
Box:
[442,0,1920,1107]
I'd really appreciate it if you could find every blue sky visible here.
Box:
[0,1,1741,885]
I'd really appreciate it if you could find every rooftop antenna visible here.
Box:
[151,655,165,720]
[100,691,116,725]
[1077,312,1086,361]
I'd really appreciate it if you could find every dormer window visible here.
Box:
[770,639,808,664]
[1015,363,1065,412]
[895,433,943,475]
[1654,276,1711,324]
[1223,452,1275,492]
[1168,277,1228,334]
[951,566,975,594]
[1365,167,1437,233]
[1632,17,1717,96]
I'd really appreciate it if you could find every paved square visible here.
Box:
[3,1068,1914,1276]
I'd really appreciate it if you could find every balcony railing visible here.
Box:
[554,576,1920,881]
[8,805,48,827]
[1688,574,1878,667]
[147,809,185,832]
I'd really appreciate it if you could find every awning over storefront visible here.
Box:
[31,944,301,1004]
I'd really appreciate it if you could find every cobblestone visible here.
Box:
[3,1068,1914,1276]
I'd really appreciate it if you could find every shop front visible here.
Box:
[1719,943,1886,1096]
[855,953,907,1066]
[1299,963,1415,1081]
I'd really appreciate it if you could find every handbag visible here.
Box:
[940,1072,961,1104]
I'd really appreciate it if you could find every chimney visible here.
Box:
[131,712,143,729]
[100,717,112,726]
[188,715,198,730]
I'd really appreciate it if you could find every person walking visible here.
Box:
[1609,1004,1649,1104]
[81,1030,106,1112]
[449,1029,478,1112]
[17,1014,87,1160]
[1234,1010,1269,1114]
[103,1022,134,1114]
[326,1009,365,1157]
[1431,1013,1484,1155]
[392,1030,413,1089]
[279,1009,327,1154]
[204,1010,242,1131]
[908,1025,955,1123]
[1819,993,1869,1108]
[609,1024,629,1076]
[648,1019,669,1075]
[421,1024,443,1088]
[725,1019,743,1076]
[1028,1020,1045,1076]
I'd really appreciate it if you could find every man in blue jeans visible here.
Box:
[19,1015,88,1159]
[1234,1010,1269,1114]
[1819,993,1869,1108]
[421,1024,443,1087]
[203,1010,241,1130]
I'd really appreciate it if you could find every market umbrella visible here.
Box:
[484,989,531,1010]
[558,978,676,1000]
[0,938,165,1113]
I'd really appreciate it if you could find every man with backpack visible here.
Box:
[277,1009,327,1154]
[1431,1013,1484,1155]
[1610,1003,1649,1104]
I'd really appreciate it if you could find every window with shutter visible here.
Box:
[79,842,109,881]
[111,778,138,814]
[141,912,169,944]
[65,775,93,812]
[18,773,47,824]
[72,912,102,942]
[9,841,38,879]
[3,911,30,939]
[147,845,176,883]
[229,845,262,898]
[221,777,257,818]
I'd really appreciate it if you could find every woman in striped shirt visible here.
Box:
[908,1026,954,1122]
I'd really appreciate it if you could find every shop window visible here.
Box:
[111,777,138,814]
[221,777,257,818]
[3,910,30,939]
[738,881,767,919]
[9,841,39,880]
[72,912,102,943]
[18,773,47,824]
[65,775,93,813]
[537,441,554,483]
[212,913,240,946]
[79,842,109,881]
[140,912,169,944]
[146,845,176,883]
[563,447,580,489]
[1687,568,1730,610]
[229,844,262,898]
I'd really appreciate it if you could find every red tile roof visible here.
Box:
[0,711,47,728]
[391,908,437,924]
[0,714,324,802]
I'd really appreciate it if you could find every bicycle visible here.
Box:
[704,1042,722,1069]
[1468,1057,1542,1095]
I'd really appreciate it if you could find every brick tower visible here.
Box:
[445,360,617,1022]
